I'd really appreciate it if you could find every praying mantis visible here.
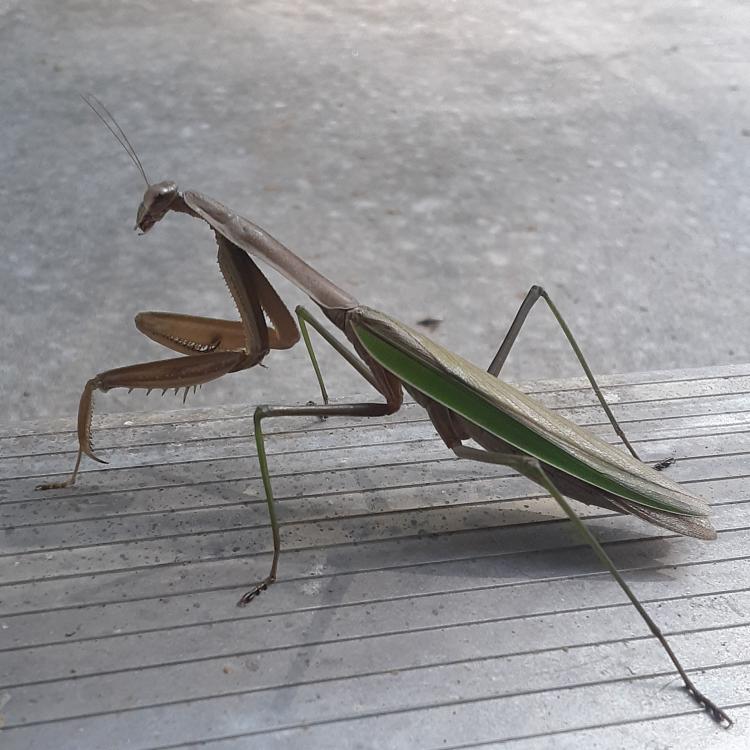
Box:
[37,97,733,726]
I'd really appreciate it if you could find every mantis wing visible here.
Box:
[350,306,715,536]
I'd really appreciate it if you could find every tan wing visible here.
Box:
[353,306,711,519]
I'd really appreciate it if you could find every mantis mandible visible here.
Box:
[37,97,733,727]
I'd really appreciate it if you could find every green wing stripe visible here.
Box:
[354,323,696,516]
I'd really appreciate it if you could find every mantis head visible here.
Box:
[136,181,179,233]
[82,94,175,233]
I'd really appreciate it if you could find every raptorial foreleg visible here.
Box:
[36,351,247,490]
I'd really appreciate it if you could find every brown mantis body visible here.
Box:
[37,98,732,726]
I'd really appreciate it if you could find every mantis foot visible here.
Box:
[236,575,275,607]
[653,457,676,471]
[36,478,76,491]
[685,684,734,728]
[36,449,84,491]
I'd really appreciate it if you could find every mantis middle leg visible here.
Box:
[295,305,383,405]
[241,398,400,607]
[239,311,403,606]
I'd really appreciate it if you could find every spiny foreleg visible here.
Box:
[36,350,247,490]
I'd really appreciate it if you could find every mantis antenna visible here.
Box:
[81,93,150,186]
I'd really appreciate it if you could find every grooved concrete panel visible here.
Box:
[1,365,748,748]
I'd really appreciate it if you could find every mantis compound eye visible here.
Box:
[136,180,179,233]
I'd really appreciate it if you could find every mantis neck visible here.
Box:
[181,189,360,314]
[246,223,359,313]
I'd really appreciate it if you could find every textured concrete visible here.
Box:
[1,0,748,423]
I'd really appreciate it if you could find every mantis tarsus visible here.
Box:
[38,96,733,727]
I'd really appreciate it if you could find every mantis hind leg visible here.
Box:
[487,285,651,463]
[238,399,400,607]
[451,443,732,727]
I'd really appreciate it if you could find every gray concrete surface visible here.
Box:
[1,0,748,424]
[3,366,748,748]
